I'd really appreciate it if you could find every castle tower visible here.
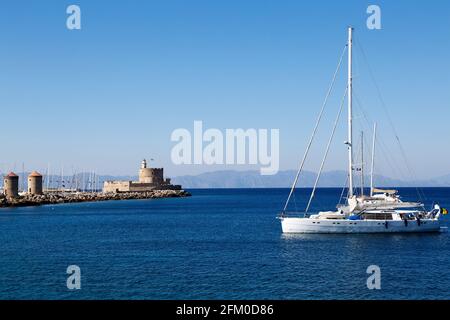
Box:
[138,159,164,185]
[28,171,43,195]
[4,172,19,198]
[141,159,147,169]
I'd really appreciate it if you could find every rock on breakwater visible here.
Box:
[0,190,191,208]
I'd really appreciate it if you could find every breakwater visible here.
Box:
[0,190,191,208]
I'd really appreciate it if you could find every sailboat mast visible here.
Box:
[370,123,377,197]
[347,26,354,198]
[46,163,50,191]
[360,131,364,196]
[22,162,25,192]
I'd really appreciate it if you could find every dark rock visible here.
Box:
[0,190,191,208]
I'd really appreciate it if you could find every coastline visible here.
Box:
[0,190,191,208]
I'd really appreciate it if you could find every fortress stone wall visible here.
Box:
[103,160,181,193]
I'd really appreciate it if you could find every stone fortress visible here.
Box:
[103,159,181,193]
[1,161,189,208]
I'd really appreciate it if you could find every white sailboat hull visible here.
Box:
[280,217,441,234]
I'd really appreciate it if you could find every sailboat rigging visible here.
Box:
[279,27,444,233]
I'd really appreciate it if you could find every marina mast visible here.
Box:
[360,131,365,196]
[370,123,377,197]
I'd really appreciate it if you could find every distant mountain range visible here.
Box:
[2,170,450,189]
[170,170,450,188]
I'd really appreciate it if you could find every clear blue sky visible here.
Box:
[0,0,449,179]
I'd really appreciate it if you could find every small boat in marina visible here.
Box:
[279,27,446,234]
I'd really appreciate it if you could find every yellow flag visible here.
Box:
[443,208,448,215]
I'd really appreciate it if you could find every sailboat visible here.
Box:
[279,27,444,234]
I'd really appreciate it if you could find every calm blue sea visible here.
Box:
[0,188,449,300]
